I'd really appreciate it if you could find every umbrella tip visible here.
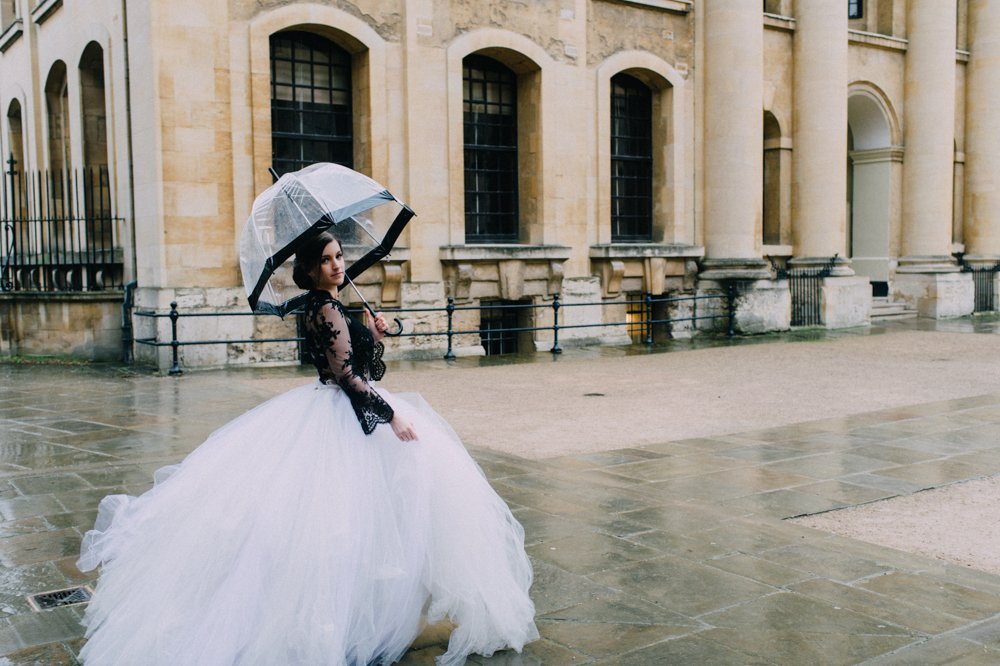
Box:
[268,167,279,183]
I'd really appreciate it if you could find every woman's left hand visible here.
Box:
[369,311,389,342]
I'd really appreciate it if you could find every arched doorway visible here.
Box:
[847,90,898,297]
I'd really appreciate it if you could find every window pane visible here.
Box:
[270,31,354,173]
[463,56,519,243]
[610,74,653,242]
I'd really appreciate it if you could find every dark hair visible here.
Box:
[292,232,339,290]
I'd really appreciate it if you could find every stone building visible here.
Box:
[0,0,997,369]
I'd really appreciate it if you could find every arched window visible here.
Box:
[79,42,112,249]
[79,43,108,170]
[45,61,70,174]
[6,99,25,217]
[762,111,783,245]
[270,31,352,176]
[611,73,653,242]
[463,55,518,243]
[44,61,70,218]
[7,99,23,174]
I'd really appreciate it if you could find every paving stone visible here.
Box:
[859,572,1000,621]
[789,578,971,635]
[590,632,771,666]
[0,640,79,665]
[865,636,1000,665]
[10,475,91,497]
[704,553,816,587]
[527,532,661,576]
[6,606,85,650]
[538,619,689,659]
[588,555,776,617]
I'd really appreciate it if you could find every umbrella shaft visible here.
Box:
[343,275,377,318]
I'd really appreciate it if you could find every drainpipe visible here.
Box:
[120,0,137,284]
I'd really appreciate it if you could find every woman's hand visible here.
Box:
[368,311,389,342]
[390,414,418,442]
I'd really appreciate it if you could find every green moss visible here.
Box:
[0,354,95,366]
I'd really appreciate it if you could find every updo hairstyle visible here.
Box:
[292,231,339,290]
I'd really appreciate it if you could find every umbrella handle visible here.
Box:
[385,317,404,337]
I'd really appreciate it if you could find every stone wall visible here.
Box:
[0,293,123,361]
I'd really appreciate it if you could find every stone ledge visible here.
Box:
[0,18,22,52]
[31,0,61,25]
[0,290,123,303]
[599,0,692,14]
[848,29,908,52]
[589,243,703,260]
[439,244,572,262]
[763,14,795,32]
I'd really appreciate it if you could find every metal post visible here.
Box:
[644,291,653,346]
[551,292,562,354]
[168,301,183,375]
[726,281,737,337]
[444,297,456,360]
[121,279,137,364]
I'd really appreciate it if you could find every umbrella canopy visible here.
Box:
[240,163,413,317]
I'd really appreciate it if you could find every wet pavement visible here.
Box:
[4,317,1000,664]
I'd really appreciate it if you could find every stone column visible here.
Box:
[792,0,847,260]
[701,0,767,276]
[698,1,787,333]
[964,0,1000,263]
[894,0,973,317]
[789,0,868,327]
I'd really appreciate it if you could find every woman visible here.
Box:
[77,232,538,665]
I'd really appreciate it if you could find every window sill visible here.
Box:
[589,243,703,260]
[0,18,22,52]
[599,0,691,13]
[31,0,61,25]
[763,14,795,32]
[439,244,572,262]
[848,29,907,52]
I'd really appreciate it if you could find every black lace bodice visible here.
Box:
[302,291,394,434]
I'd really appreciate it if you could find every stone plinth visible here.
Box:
[821,276,871,328]
[697,277,790,335]
[892,271,974,318]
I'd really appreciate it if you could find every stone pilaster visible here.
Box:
[964,0,1000,262]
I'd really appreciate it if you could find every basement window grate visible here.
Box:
[27,586,93,611]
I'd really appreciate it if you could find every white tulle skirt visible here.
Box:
[77,381,538,665]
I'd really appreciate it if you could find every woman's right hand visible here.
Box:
[390,414,418,442]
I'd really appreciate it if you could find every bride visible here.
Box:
[76,231,539,665]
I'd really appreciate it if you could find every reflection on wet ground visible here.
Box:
[3,316,1000,664]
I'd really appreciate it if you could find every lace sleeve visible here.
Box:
[314,301,395,434]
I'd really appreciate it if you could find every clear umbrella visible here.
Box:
[240,163,414,320]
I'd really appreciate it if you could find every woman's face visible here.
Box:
[311,240,345,292]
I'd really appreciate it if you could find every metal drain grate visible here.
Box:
[26,586,93,611]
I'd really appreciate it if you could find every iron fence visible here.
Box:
[0,162,125,292]
[130,289,735,375]
[959,258,1000,313]
[775,256,837,327]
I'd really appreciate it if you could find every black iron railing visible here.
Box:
[0,160,125,292]
[959,258,1000,313]
[130,290,735,375]
[776,256,837,327]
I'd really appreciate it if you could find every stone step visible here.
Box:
[870,297,917,321]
